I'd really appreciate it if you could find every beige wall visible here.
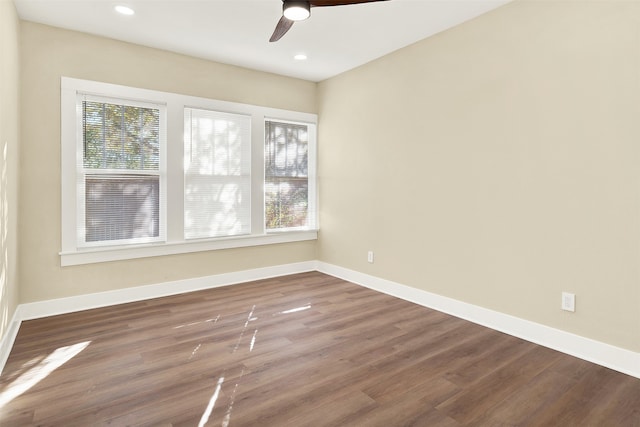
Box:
[318,0,640,352]
[14,1,640,354]
[0,0,20,341]
[19,22,318,303]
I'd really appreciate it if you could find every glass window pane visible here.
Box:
[83,101,160,171]
[85,175,160,242]
[184,108,251,239]
[265,120,309,230]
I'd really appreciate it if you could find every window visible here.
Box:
[80,96,165,247]
[61,77,317,266]
[184,108,251,239]
[265,120,313,231]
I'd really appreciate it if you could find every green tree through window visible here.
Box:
[265,120,309,230]
[83,101,159,170]
[82,100,161,244]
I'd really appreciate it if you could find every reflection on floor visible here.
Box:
[0,272,638,426]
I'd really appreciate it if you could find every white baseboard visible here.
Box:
[2,260,638,380]
[0,261,317,374]
[0,308,22,376]
[316,262,640,379]
[19,261,317,320]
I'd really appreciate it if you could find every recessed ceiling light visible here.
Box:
[114,5,135,16]
[294,54,308,61]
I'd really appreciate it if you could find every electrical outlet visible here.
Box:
[367,251,374,263]
[561,292,575,312]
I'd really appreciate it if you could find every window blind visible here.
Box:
[184,108,251,239]
[265,120,312,231]
[83,101,160,170]
[85,175,159,242]
[80,97,164,246]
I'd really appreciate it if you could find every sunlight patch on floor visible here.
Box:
[0,341,91,408]
[189,343,202,360]
[278,304,311,315]
[222,368,245,427]
[174,315,220,329]
[249,330,258,352]
[232,305,256,354]
[198,376,224,427]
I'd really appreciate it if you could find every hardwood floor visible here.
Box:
[0,272,638,426]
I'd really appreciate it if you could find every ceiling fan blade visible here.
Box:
[270,0,387,41]
[269,15,294,42]
[310,0,388,7]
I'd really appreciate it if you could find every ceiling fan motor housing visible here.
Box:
[272,0,388,42]
[283,0,311,21]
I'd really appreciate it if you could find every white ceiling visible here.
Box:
[13,0,510,82]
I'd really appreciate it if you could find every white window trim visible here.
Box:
[76,93,168,248]
[61,77,318,267]
[264,117,317,233]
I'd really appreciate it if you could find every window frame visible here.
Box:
[61,77,317,267]
[183,107,253,240]
[77,93,167,248]
[264,117,317,233]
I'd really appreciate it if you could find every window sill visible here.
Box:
[60,230,318,267]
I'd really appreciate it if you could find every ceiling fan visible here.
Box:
[270,0,389,42]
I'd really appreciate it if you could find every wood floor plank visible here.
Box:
[0,271,638,426]
[436,345,564,424]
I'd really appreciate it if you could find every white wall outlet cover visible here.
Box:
[562,292,576,312]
